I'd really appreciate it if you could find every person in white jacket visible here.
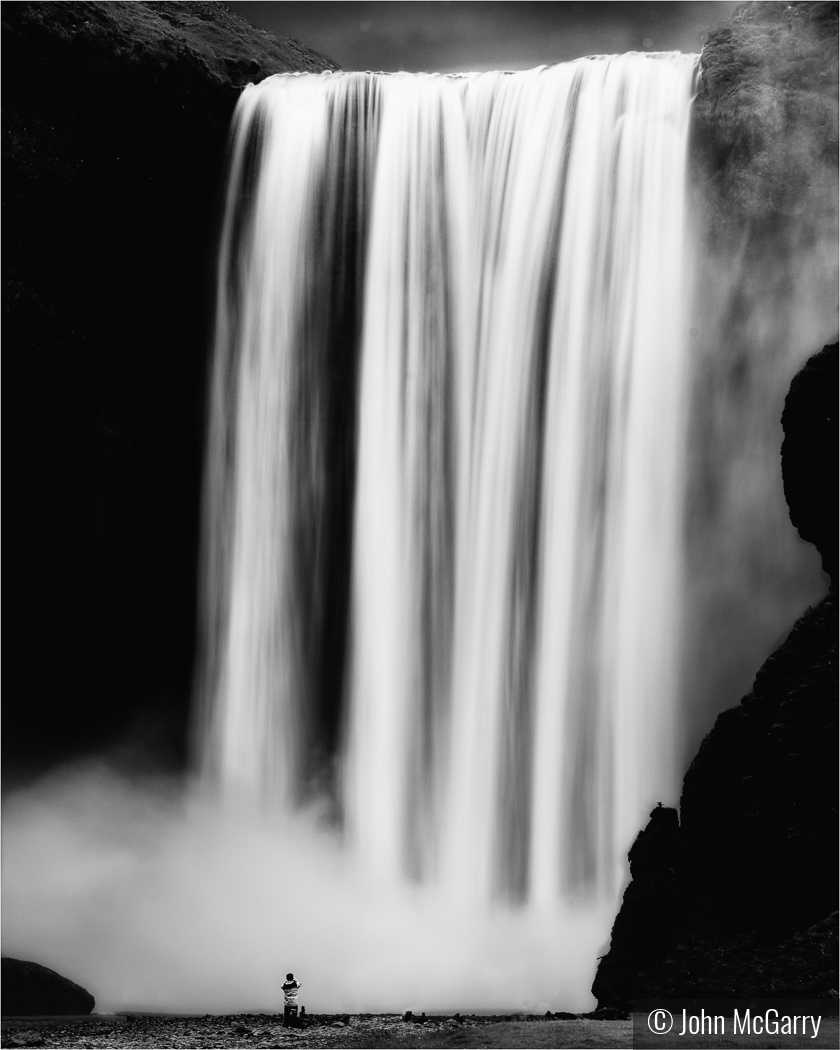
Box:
[282,973,302,1026]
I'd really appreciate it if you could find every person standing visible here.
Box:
[282,972,302,1026]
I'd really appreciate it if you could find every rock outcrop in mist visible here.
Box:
[2,2,336,780]
[692,0,838,242]
[592,343,838,1008]
[782,344,839,583]
[1,957,95,1016]
[687,0,838,464]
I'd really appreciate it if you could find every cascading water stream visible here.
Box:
[196,53,699,918]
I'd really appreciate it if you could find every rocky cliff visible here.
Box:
[592,343,838,1008]
[692,0,838,241]
[2,2,336,779]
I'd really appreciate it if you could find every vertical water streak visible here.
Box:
[343,74,473,882]
[600,56,696,892]
[440,64,584,902]
[196,74,380,807]
[529,55,698,902]
[198,54,700,908]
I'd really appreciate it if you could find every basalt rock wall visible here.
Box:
[2,2,336,779]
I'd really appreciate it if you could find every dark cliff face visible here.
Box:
[2,2,337,780]
[781,344,839,584]
[592,343,838,1009]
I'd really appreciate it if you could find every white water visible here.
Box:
[198,54,698,910]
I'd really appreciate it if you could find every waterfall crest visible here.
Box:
[196,54,700,910]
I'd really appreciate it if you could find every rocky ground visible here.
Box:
[6,1012,839,1049]
[1,1013,633,1049]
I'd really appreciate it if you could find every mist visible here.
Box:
[679,241,835,771]
[234,2,740,74]
[678,2,839,769]
[2,761,614,1015]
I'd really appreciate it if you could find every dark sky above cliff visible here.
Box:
[234,1,740,73]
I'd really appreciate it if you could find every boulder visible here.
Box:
[1,957,95,1016]
[585,1007,630,1021]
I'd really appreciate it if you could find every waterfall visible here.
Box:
[195,53,700,913]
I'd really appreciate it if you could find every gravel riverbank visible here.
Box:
[1,1012,633,1049]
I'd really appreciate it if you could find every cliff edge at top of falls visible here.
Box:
[3,2,338,96]
[1,2,336,781]
[591,344,839,1009]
